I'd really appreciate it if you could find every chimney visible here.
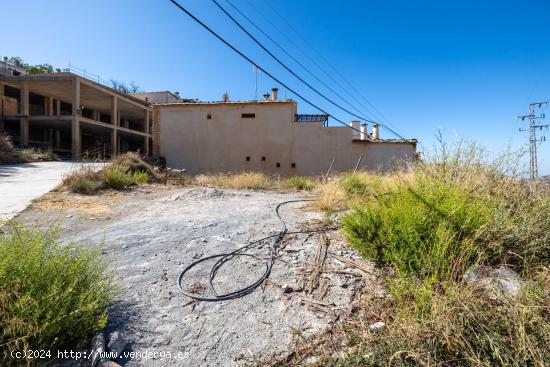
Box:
[271,87,278,101]
[350,120,361,139]
[263,92,270,101]
[372,123,380,140]
[360,123,368,140]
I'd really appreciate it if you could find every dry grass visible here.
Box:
[31,190,122,216]
[188,172,319,191]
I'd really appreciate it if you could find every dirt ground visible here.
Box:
[18,185,382,366]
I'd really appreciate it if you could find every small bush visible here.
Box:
[102,167,135,189]
[0,225,113,366]
[62,167,104,194]
[111,152,155,176]
[63,154,153,194]
[0,133,17,164]
[282,176,315,191]
[340,173,368,197]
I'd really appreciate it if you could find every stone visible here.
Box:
[463,265,524,299]
[99,359,121,367]
[90,330,105,367]
[281,284,293,293]
[107,331,128,359]
[368,321,386,331]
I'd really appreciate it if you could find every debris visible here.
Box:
[282,283,293,293]
[463,265,524,299]
[306,234,329,294]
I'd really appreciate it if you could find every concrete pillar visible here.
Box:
[48,96,54,116]
[111,96,118,126]
[0,83,4,132]
[111,128,117,158]
[56,100,61,116]
[144,109,150,156]
[71,78,81,159]
[19,81,29,146]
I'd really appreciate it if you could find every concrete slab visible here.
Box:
[0,161,101,220]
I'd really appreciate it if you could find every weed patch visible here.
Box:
[0,225,113,366]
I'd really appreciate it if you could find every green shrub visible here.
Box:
[342,175,494,280]
[339,173,368,197]
[0,225,113,365]
[102,167,135,189]
[132,170,151,184]
[282,176,315,191]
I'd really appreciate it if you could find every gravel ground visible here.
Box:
[18,186,379,366]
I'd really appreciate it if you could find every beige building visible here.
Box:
[0,72,152,159]
[153,91,417,176]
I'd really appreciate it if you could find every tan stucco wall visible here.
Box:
[156,102,416,176]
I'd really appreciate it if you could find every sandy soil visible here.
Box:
[18,186,381,366]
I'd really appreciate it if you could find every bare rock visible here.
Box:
[368,321,386,331]
[106,331,128,359]
[99,360,121,367]
[90,330,105,367]
[464,265,524,299]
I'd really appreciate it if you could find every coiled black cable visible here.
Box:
[177,199,332,301]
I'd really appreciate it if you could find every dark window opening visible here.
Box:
[241,113,255,119]
[276,163,280,168]
[207,114,212,119]
[246,156,250,161]
[291,163,296,168]
[261,156,266,161]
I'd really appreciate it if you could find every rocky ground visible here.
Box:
[18,185,383,366]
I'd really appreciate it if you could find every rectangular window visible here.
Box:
[241,113,255,119]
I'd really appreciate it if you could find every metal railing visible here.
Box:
[66,64,113,89]
[81,144,112,161]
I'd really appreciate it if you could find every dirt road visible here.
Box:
[19,186,378,366]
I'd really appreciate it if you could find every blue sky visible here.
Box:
[3,0,550,174]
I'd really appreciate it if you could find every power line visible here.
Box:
[260,0,406,136]
[211,0,387,128]
[168,0,400,140]
[223,0,374,121]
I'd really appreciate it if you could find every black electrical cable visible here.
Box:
[213,0,378,126]
[223,0,369,121]
[177,200,335,302]
[211,0,412,142]
[260,0,410,139]
[167,0,406,141]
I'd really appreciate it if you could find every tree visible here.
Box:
[8,57,55,74]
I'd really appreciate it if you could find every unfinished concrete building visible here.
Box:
[153,89,417,176]
[0,72,152,159]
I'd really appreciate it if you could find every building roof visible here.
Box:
[153,99,296,107]
[0,72,151,107]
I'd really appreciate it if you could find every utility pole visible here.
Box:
[517,101,548,181]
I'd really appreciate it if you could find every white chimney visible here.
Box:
[360,123,368,140]
[372,123,380,140]
[271,87,278,101]
[263,92,270,101]
[350,120,361,139]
